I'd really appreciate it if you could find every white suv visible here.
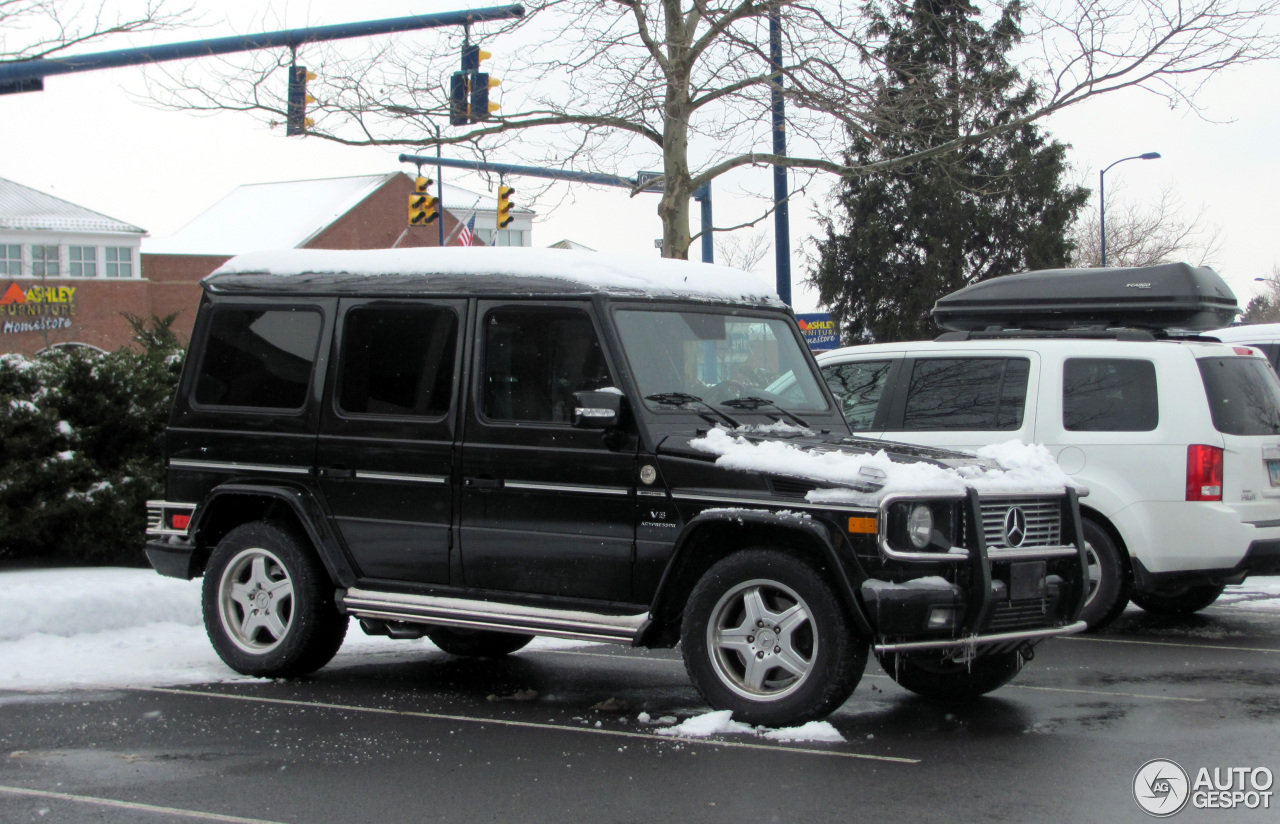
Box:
[814,268,1280,629]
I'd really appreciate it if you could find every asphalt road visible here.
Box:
[2,599,1278,824]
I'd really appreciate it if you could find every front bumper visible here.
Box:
[873,621,1087,655]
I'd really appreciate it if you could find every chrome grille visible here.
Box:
[981,498,1061,548]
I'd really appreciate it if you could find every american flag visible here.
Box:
[457,212,476,247]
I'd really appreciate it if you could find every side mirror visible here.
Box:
[573,390,624,429]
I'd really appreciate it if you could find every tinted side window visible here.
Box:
[1062,358,1158,432]
[823,360,891,431]
[1197,357,1280,436]
[337,305,458,417]
[901,358,1029,431]
[483,307,611,424]
[194,307,322,409]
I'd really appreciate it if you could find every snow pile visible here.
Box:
[657,710,847,743]
[658,710,755,737]
[761,721,846,743]
[212,247,779,304]
[690,429,1077,503]
[0,568,201,641]
[0,567,589,692]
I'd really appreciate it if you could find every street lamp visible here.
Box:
[1100,152,1161,267]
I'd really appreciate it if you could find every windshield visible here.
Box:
[613,308,831,413]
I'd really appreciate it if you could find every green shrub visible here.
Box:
[0,315,184,566]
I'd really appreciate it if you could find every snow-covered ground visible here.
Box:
[3,568,1279,742]
[0,567,589,693]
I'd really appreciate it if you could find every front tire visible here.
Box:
[427,627,532,657]
[1130,582,1226,616]
[877,650,1025,700]
[1080,519,1129,631]
[680,549,867,727]
[202,521,347,678]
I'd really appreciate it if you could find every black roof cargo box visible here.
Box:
[932,263,1238,332]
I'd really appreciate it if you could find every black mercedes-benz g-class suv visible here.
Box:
[146,247,1087,725]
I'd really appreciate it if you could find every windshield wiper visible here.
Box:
[720,396,811,429]
[644,392,741,428]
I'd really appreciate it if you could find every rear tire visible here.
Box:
[203,521,347,678]
[426,627,533,657]
[680,548,867,727]
[1131,582,1226,616]
[877,650,1025,700]
[1079,519,1129,631]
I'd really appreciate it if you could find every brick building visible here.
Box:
[0,172,533,356]
[1,176,147,355]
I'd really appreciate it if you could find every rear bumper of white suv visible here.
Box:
[1115,501,1280,581]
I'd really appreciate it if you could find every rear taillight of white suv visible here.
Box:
[1186,444,1224,501]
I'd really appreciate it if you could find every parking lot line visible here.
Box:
[133,686,919,764]
[0,785,286,824]
[531,648,1208,702]
[1060,636,1280,654]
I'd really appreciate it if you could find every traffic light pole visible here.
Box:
[398,153,716,264]
[0,5,525,93]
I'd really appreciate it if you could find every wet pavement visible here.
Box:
[2,598,1278,824]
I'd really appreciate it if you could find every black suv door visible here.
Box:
[316,298,465,585]
[459,300,637,602]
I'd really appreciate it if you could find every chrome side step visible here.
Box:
[339,587,648,645]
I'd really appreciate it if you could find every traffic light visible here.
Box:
[471,73,501,122]
[462,44,491,72]
[449,71,470,126]
[286,65,317,136]
[497,184,515,229]
[450,44,499,126]
[409,176,439,225]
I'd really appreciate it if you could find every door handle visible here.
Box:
[464,477,503,489]
[320,466,355,479]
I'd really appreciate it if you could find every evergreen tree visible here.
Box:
[809,0,1089,343]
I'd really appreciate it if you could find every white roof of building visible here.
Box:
[143,172,532,256]
[548,239,596,251]
[0,177,145,235]
[211,247,780,304]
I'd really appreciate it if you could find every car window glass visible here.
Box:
[194,307,321,409]
[901,357,1029,431]
[1197,357,1280,436]
[614,309,830,412]
[1062,358,1158,432]
[483,307,611,424]
[822,360,891,431]
[337,305,458,417]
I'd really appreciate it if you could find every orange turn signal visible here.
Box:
[847,516,877,534]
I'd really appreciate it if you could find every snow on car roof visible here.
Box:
[208,247,780,303]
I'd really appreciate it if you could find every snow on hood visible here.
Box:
[689,428,1078,504]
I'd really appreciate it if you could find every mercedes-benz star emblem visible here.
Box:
[1003,506,1027,547]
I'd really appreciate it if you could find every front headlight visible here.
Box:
[907,504,933,548]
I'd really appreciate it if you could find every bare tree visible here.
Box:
[1242,264,1280,322]
[715,228,771,275]
[1070,184,1225,268]
[147,0,1280,258]
[1,0,185,63]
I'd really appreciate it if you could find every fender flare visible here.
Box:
[640,508,874,644]
[191,483,356,589]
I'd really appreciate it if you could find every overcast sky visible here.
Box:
[4,1,1277,314]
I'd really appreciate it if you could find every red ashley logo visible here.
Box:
[1,283,27,304]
